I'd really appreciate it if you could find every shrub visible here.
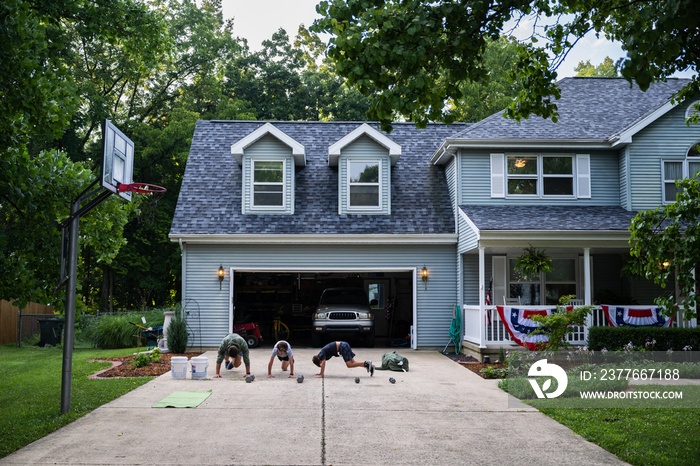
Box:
[97,314,138,349]
[167,307,188,354]
[95,310,167,349]
[132,352,150,368]
[588,326,700,351]
[150,347,161,362]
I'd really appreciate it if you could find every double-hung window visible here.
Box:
[348,159,381,209]
[662,143,700,203]
[508,257,577,305]
[252,160,284,208]
[506,155,574,197]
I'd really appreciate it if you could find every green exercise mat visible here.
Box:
[152,389,212,408]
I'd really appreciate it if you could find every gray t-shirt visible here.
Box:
[271,341,293,359]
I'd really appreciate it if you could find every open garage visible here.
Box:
[232,270,414,348]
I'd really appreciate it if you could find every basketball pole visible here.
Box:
[58,185,112,414]
[60,199,80,413]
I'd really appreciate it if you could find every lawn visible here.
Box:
[526,388,700,466]
[0,344,153,459]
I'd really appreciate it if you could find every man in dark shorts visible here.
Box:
[312,341,374,378]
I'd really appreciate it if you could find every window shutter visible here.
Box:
[490,153,505,198]
[576,154,591,198]
[492,256,507,305]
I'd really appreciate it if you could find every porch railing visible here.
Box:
[461,304,694,348]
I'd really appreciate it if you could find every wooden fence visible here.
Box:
[0,300,55,345]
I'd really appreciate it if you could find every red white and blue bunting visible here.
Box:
[496,306,573,351]
[601,305,674,327]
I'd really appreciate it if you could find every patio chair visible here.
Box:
[569,298,584,306]
[503,296,521,305]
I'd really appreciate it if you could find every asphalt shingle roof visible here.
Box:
[459,205,639,231]
[171,121,468,236]
[455,77,691,141]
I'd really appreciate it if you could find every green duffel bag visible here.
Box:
[375,351,409,372]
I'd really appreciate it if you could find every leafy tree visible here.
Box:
[627,177,700,320]
[0,0,168,310]
[312,0,700,131]
[574,57,619,77]
[0,148,137,310]
[450,36,525,122]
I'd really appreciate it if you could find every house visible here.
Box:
[170,77,699,352]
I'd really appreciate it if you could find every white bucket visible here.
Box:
[171,356,188,380]
[191,356,209,380]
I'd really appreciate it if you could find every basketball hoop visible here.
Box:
[117,183,167,194]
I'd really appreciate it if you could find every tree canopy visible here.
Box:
[627,177,700,320]
[574,57,619,77]
[312,0,700,131]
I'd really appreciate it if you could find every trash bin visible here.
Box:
[38,318,65,347]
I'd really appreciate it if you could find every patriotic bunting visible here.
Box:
[496,306,573,351]
[601,305,673,327]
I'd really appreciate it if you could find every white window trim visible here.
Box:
[685,100,700,121]
[661,157,700,204]
[505,154,577,199]
[250,158,286,210]
[506,255,579,305]
[346,158,382,211]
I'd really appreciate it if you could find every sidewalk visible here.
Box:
[1,348,626,465]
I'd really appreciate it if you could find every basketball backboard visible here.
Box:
[101,119,134,201]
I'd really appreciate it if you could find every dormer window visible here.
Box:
[328,123,401,215]
[348,160,381,209]
[231,123,305,215]
[252,160,285,207]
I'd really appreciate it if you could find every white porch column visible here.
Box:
[478,246,486,348]
[583,248,591,305]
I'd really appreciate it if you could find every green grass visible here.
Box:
[525,387,700,466]
[0,343,153,458]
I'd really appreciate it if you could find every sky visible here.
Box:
[222,0,689,79]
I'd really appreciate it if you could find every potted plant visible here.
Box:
[514,245,553,277]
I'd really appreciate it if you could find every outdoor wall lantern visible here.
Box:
[421,265,429,290]
[218,264,225,290]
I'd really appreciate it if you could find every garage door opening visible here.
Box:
[232,271,414,348]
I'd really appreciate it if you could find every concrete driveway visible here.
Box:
[1,348,626,465]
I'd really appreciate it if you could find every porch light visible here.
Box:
[514,158,526,168]
[421,265,429,290]
[218,264,225,290]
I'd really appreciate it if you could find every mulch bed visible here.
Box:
[89,352,202,378]
[442,352,507,378]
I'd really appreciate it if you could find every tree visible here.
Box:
[450,36,525,122]
[627,177,700,320]
[574,57,619,77]
[312,0,700,131]
[0,0,168,309]
[0,148,138,310]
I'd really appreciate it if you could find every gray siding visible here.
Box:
[338,135,391,215]
[462,253,493,305]
[445,157,457,218]
[619,147,630,210]
[459,150,620,205]
[457,216,478,254]
[182,243,457,347]
[242,135,294,214]
[628,102,700,211]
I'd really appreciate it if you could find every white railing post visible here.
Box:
[478,247,486,348]
[583,248,591,305]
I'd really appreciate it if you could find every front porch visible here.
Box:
[460,304,697,360]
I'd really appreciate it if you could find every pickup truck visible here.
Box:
[312,287,375,347]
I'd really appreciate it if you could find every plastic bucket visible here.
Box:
[171,356,188,380]
[191,356,209,380]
